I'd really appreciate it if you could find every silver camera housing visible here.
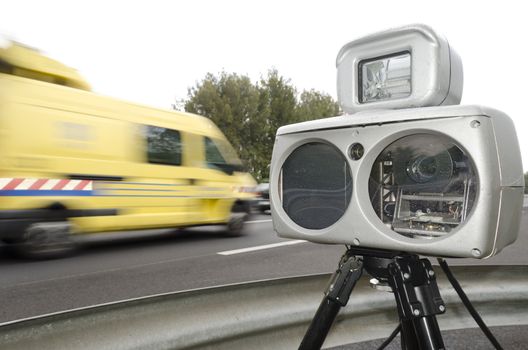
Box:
[337,24,463,114]
[270,105,524,258]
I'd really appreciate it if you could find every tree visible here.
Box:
[295,89,341,123]
[184,70,340,181]
[525,172,528,194]
[255,70,298,179]
[185,72,268,179]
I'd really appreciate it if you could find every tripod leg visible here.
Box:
[388,255,446,350]
[400,317,443,350]
[299,298,342,350]
[400,319,420,350]
[412,316,444,350]
[299,252,363,350]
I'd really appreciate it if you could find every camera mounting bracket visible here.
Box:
[300,250,446,350]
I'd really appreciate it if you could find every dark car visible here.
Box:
[254,183,270,213]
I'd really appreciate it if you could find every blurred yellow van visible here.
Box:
[0,42,256,258]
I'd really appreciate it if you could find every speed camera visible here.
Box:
[270,25,524,258]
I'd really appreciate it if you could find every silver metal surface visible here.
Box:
[336,24,463,114]
[0,265,526,349]
[271,105,524,258]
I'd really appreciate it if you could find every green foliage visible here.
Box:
[184,69,340,181]
[525,172,528,194]
[295,89,341,123]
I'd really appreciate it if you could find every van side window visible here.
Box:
[145,126,182,166]
[205,137,226,166]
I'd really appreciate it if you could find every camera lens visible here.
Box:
[369,134,477,239]
[349,143,364,160]
[405,150,454,185]
[281,142,352,230]
[407,155,436,182]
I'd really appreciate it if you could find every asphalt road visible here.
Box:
[0,210,527,324]
[0,214,342,323]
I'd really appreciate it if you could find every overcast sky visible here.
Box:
[1,0,527,169]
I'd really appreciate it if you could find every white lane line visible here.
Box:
[217,240,306,256]
[245,219,272,224]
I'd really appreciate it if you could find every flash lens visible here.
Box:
[360,52,411,103]
[369,134,477,239]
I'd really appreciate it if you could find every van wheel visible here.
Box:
[15,222,76,259]
[225,212,247,237]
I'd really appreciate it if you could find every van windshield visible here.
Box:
[205,137,243,172]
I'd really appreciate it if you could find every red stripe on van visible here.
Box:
[73,180,91,190]
[29,178,48,190]
[52,179,70,190]
[4,178,24,190]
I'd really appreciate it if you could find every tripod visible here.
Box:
[299,248,446,350]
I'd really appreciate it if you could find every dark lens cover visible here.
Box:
[282,142,352,230]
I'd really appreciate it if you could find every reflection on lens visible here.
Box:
[405,151,453,184]
[369,134,477,239]
[281,142,352,230]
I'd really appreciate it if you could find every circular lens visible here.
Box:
[407,156,436,182]
[368,134,477,239]
[405,151,453,184]
[281,142,352,229]
[349,143,364,160]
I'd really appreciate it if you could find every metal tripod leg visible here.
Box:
[299,251,363,350]
[387,255,446,350]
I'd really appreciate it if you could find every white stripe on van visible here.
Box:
[17,178,37,190]
[63,180,81,190]
[40,179,61,190]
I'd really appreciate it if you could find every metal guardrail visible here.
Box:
[0,265,527,349]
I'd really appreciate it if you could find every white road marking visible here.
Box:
[245,219,272,224]
[217,240,306,256]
